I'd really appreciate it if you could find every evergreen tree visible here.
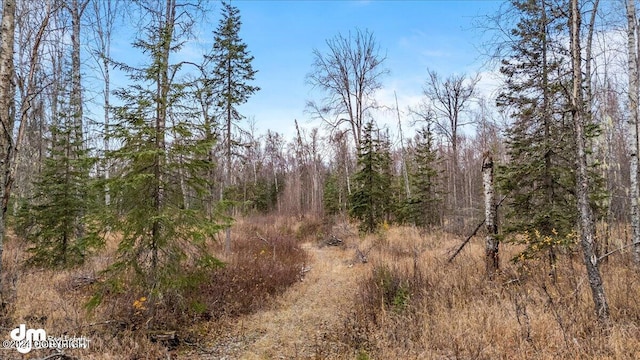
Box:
[21,75,97,268]
[252,177,280,213]
[350,121,392,233]
[496,0,579,260]
[92,0,221,311]
[323,172,342,216]
[404,125,442,228]
[206,1,259,251]
[378,130,395,223]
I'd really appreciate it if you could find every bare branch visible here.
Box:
[306,28,388,150]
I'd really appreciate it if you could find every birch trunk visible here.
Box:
[0,0,16,299]
[69,0,88,240]
[103,41,111,205]
[482,153,498,279]
[395,92,411,198]
[91,0,115,206]
[571,0,610,324]
[69,0,88,149]
[9,4,51,213]
[627,0,640,265]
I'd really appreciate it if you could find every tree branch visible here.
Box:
[447,195,507,263]
[597,242,636,263]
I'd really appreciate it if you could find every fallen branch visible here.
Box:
[447,195,507,263]
[447,218,485,263]
[597,242,635,263]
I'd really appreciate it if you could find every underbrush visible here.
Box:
[0,215,309,359]
[344,226,640,359]
[344,260,427,355]
[196,232,307,318]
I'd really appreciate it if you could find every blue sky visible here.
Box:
[105,1,505,141]
[229,0,504,139]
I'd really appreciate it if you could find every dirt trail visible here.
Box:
[186,243,366,359]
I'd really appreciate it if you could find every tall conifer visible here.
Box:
[92,0,221,311]
[497,0,578,260]
[350,121,392,233]
[405,125,442,228]
[22,71,96,268]
[206,1,259,252]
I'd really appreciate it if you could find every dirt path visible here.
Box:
[184,243,366,359]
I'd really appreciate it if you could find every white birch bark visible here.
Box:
[571,0,610,323]
[482,153,498,279]
[627,0,640,264]
[0,0,16,299]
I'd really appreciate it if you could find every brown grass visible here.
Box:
[344,225,640,360]
[3,218,640,359]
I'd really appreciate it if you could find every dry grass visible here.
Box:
[3,217,640,359]
[0,231,172,359]
[344,225,640,360]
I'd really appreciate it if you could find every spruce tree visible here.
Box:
[323,172,342,216]
[405,125,441,228]
[22,75,97,268]
[350,121,392,233]
[92,0,221,311]
[378,131,395,224]
[497,0,578,260]
[205,1,259,252]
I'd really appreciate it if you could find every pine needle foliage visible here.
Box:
[205,1,259,251]
[350,121,392,233]
[323,172,343,216]
[496,0,606,261]
[90,0,223,311]
[496,0,576,260]
[404,125,442,228]
[206,0,259,180]
[22,80,98,268]
[208,1,259,114]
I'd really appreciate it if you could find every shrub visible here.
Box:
[195,233,307,318]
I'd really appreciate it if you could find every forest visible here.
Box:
[0,0,640,358]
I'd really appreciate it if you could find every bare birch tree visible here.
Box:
[571,0,609,324]
[11,0,54,213]
[627,0,640,265]
[482,152,498,279]
[423,70,479,224]
[307,28,387,152]
[65,0,89,149]
[0,0,16,299]
[89,0,119,205]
